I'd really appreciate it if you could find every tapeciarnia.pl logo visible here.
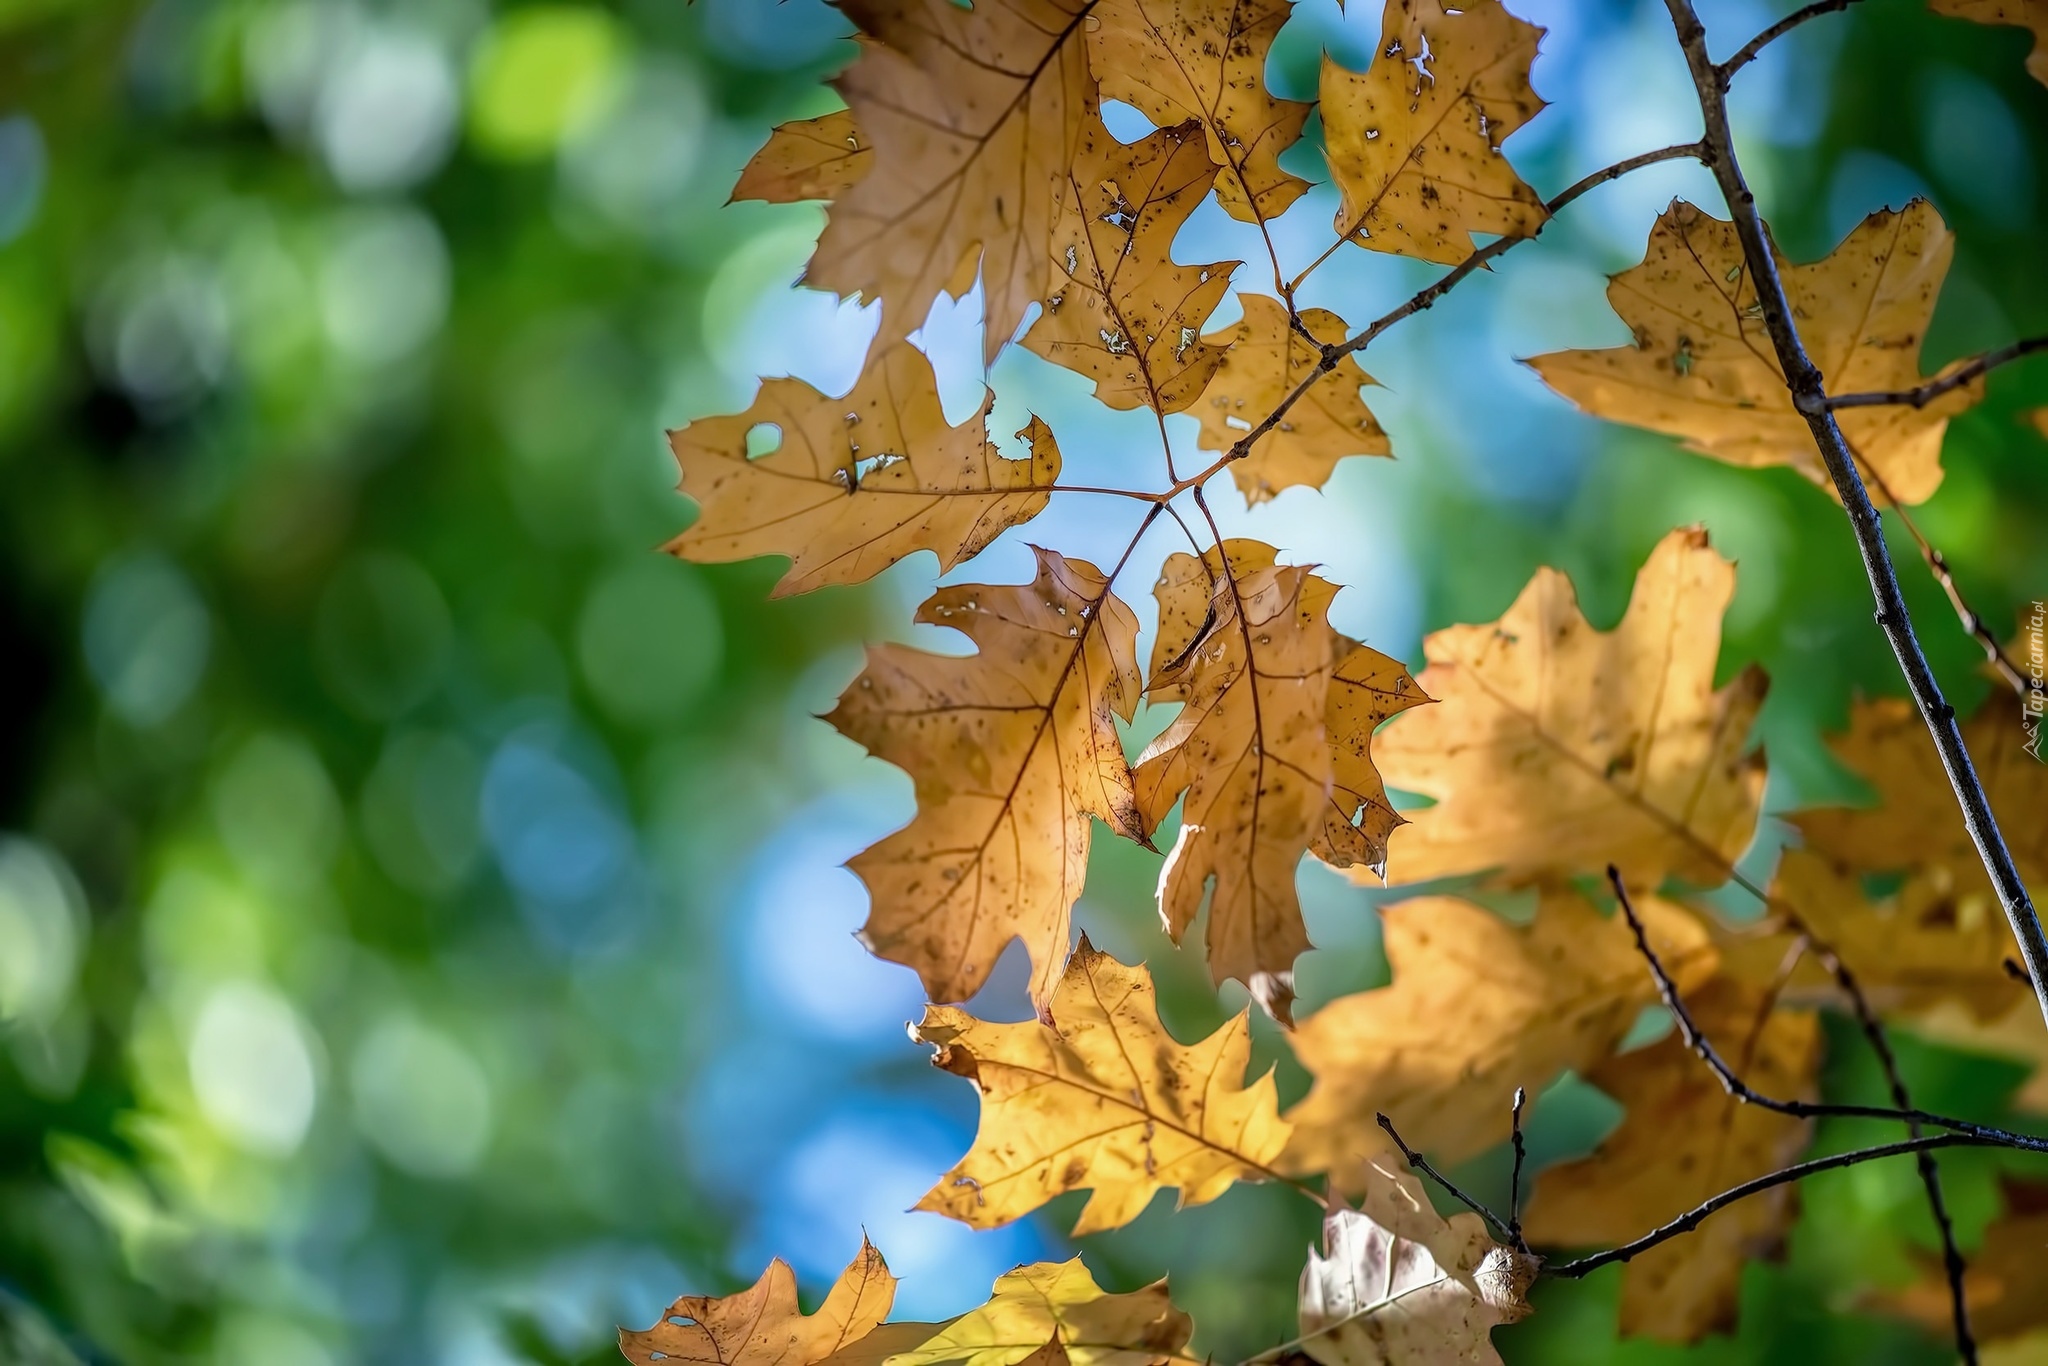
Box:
[2026,600,2045,761]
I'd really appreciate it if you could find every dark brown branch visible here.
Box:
[1546,1132,1994,1278]
[1663,0,2048,1035]
[1717,0,1866,81]
[1827,336,2048,410]
[1507,1087,1530,1254]
[1375,1113,1519,1246]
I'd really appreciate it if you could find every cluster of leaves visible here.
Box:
[638,0,2048,1362]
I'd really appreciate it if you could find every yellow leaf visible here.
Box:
[1871,1177,2048,1348]
[1284,891,1715,1180]
[733,110,872,204]
[1023,115,1236,415]
[621,1237,896,1366]
[827,548,1145,1009]
[882,1259,1194,1366]
[1529,200,1980,505]
[1373,526,1767,889]
[1086,0,1313,225]
[1192,297,1392,505]
[1312,639,1429,879]
[910,939,1292,1235]
[818,2,1094,362]
[1793,694,2048,911]
[665,344,1058,597]
[1318,0,1549,265]
[1136,557,1339,1020]
[1299,1161,1535,1366]
[1930,0,2048,85]
[1522,980,1819,1343]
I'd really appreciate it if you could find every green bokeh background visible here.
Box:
[0,1,2043,1363]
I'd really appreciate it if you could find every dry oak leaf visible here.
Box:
[1085,0,1313,226]
[1022,114,1236,415]
[1874,1177,2048,1349]
[733,110,873,204]
[909,937,1292,1235]
[1931,0,2048,85]
[1136,558,1339,1021]
[1529,199,1980,505]
[827,547,1144,1009]
[666,343,1058,598]
[1283,890,1715,1182]
[1793,693,2048,906]
[1318,0,1549,266]
[1149,540,1422,880]
[1298,1161,1536,1366]
[620,1237,895,1366]
[819,1,1093,362]
[881,1258,1194,1366]
[1522,980,1820,1343]
[1373,526,1767,889]
[1192,296,1393,505]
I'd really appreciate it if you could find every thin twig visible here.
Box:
[1717,0,1866,81]
[1547,1132,1995,1278]
[1507,1087,1530,1254]
[1827,336,2048,410]
[1376,1113,1519,1246]
[1854,449,2030,698]
[1663,0,2048,1035]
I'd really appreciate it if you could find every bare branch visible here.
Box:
[1507,1087,1530,1255]
[1827,335,2048,410]
[1546,1132,1995,1279]
[1717,0,1866,81]
[1375,1113,1520,1246]
[1662,0,2048,1035]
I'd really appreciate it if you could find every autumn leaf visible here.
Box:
[1318,0,1549,265]
[1529,200,1980,505]
[1135,554,1339,1020]
[882,1259,1194,1366]
[1793,693,2048,909]
[827,548,1144,1009]
[1373,526,1768,889]
[1873,1177,2048,1349]
[817,2,1093,361]
[1022,114,1236,414]
[1931,0,2048,85]
[1522,980,1820,1343]
[621,1237,895,1366]
[1192,297,1392,505]
[1283,891,1715,1181]
[665,342,1058,597]
[1900,995,2048,1114]
[733,110,873,204]
[1297,1160,1536,1366]
[909,938,1292,1235]
[1086,0,1313,226]
[1312,640,1428,879]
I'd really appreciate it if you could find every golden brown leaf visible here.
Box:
[909,938,1292,1235]
[1793,694,2048,908]
[1135,556,1339,1019]
[1022,115,1236,414]
[1529,200,1980,504]
[817,2,1093,361]
[1086,0,1313,225]
[1192,297,1392,505]
[733,110,873,204]
[665,343,1058,598]
[1522,981,1820,1343]
[1299,1161,1535,1366]
[1313,640,1429,879]
[1318,0,1549,265]
[1900,996,2048,1114]
[883,1258,1193,1366]
[827,548,1144,1008]
[1931,0,2048,85]
[1373,526,1768,889]
[1284,891,1715,1180]
[620,1238,895,1366]
[2025,405,2048,441]
[1873,1177,2048,1348]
